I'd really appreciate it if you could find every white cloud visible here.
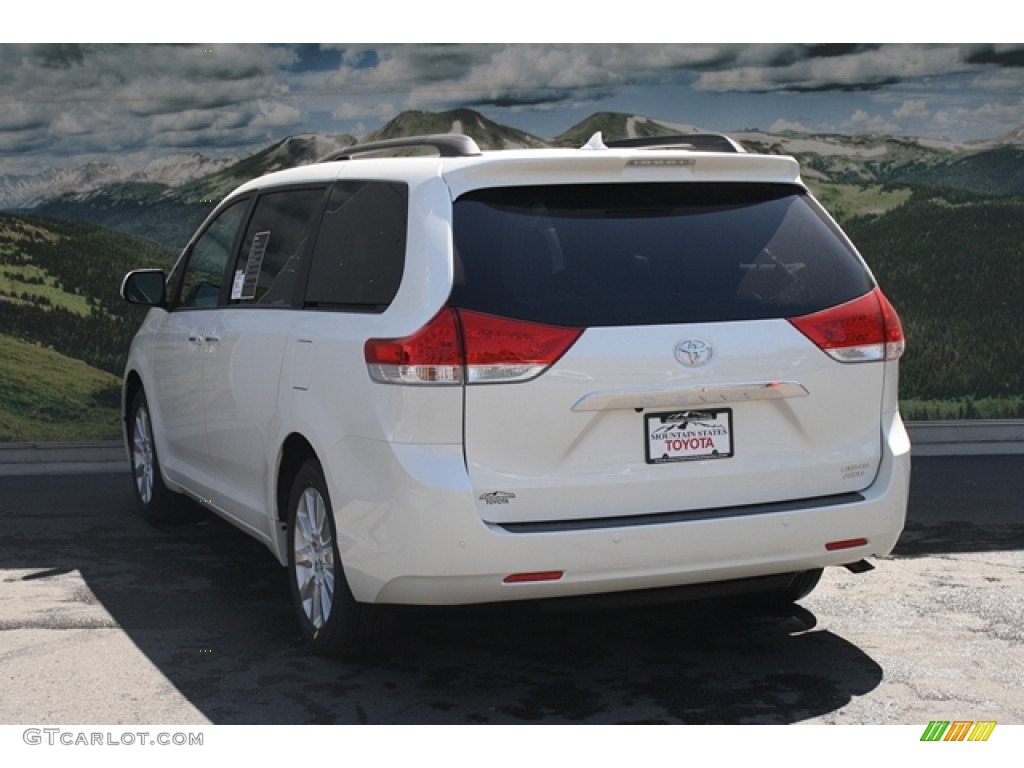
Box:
[846,109,899,135]
[976,100,1023,120]
[969,68,1024,91]
[252,100,303,128]
[696,45,977,93]
[932,100,1024,140]
[893,99,929,120]
[0,44,300,169]
[770,118,810,133]
[332,102,398,121]
[51,112,95,136]
[3,43,1024,174]
[0,103,47,132]
[320,44,747,107]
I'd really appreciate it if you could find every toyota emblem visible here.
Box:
[674,338,712,367]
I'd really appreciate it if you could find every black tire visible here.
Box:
[286,458,371,658]
[777,568,823,603]
[127,389,182,524]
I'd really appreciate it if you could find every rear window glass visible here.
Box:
[450,183,873,326]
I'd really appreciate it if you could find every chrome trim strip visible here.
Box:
[571,381,809,412]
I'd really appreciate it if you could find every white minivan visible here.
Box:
[121,133,910,657]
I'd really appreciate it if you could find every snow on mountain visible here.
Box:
[994,125,1024,146]
[0,153,236,209]
[0,163,123,209]
[731,130,887,157]
[127,153,237,186]
[5,113,1023,211]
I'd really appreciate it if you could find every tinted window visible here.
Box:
[178,200,248,308]
[450,183,873,326]
[230,187,328,306]
[305,181,408,310]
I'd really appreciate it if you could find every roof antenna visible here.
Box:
[580,131,608,150]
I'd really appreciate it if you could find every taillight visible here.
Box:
[365,308,463,384]
[788,288,905,363]
[365,308,583,385]
[460,310,583,383]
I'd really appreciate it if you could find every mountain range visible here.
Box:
[4,108,1024,250]
[2,108,1023,440]
[0,153,239,209]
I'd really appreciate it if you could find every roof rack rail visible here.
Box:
[321,134,483,162]
[606,134,744,153]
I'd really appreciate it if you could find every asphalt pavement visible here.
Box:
[0,454,1021,724]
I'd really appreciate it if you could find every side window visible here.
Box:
[178,200,248,308]
[305,181,408,310]
[229,187,328,306]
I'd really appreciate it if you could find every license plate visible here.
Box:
[645,409,733,464]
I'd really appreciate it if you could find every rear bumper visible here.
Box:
[328,414,910,605]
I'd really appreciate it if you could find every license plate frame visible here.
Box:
[644,408,734,464]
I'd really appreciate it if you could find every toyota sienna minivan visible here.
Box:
[121,132,910,656]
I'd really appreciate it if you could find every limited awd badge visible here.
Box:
[674,338,712,367]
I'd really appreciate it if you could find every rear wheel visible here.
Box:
[287,458,370,658]
[127,389,181,524]
[776,568,823,603]
[738,568,823,618]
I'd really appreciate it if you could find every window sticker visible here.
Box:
[230,269,245,300]
[241,231,271,300]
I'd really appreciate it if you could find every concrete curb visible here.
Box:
[0,441,126,463]
[1,421,1022,475]
[905,420,1024,457]
[0,441,126,476]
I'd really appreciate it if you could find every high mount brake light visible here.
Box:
[365,308,583,385]
[788,288,905,363]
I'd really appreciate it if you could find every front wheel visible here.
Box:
[287,458,371,658]
[127,389,182,524]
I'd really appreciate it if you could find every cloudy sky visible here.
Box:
[2,42,1024,175]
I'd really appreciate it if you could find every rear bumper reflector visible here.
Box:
[504,571,564,584]
[826,537,869,552]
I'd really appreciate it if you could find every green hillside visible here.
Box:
[796,138,951,184]
[0,334,122,441]
[841,187,1024,410]
[0,212,175,376]
[4,112,1024,430]
[886,146,1024,197]
[811,182,914,220]
[34,188,207,251]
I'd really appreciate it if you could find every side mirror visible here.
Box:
[121,269,167,307]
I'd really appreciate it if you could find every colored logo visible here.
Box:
[921,721,997,742]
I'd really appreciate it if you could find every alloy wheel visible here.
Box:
[292,487,336,629]
[132,405,155,505]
